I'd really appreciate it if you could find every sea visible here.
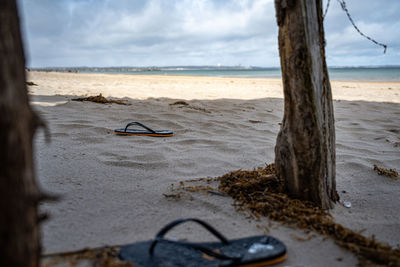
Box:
[42,66,400,82]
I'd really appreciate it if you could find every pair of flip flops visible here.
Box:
[114,122,173,137]
[119,218,286,266]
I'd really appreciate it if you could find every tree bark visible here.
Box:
[274,0,339,209]
[0,1,41,266]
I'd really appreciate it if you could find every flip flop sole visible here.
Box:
[119,235,286,267]
[239,254,286,267]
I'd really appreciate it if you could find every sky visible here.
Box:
[17,0,400,68]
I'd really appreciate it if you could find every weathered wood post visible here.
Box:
[274,0,339,209]
[0,1,41,266]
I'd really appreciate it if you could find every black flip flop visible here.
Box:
[114,122,173,137]
[119,218,286,267]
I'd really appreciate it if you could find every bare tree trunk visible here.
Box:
[0,1,41,266]
[274,0,339,209]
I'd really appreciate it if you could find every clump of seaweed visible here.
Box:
[41,246,133,267]
[170,101,189,106]
[215,164,400,266]
[163,192,185,200]
[26,81,38,86]
[373,165,399,179]
[248,120,263,124]
[72,94,129,105]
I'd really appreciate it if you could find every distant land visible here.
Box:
[28,65,400,72]
[29,65,270,72]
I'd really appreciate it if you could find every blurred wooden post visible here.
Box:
[274,0,339,209]
[0,1,41,266]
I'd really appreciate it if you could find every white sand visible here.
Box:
[29,71,400,266]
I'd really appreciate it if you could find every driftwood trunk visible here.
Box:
[274,0,339,209]
[0,1,41,266]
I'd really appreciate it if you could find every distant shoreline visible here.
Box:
[27,66,400,82]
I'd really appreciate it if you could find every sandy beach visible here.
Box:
[28,71,400,266]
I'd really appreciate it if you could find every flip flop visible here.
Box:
[114,122,173,137]
[119,218,286,267]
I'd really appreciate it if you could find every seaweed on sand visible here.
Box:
[41,246,133,267]
[373,165,399,179]
[26,81,38,86]
[215,164,400,266]
[72,94,129,105]
[169,101,189,106]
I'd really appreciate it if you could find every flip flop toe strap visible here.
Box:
[124,122,156,133]
[149,218,241,261]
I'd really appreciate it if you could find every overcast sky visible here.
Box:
[18,0,400,68]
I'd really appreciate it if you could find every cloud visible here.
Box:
[18,0,400,67]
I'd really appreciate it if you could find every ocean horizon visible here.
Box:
[31,66,400,82]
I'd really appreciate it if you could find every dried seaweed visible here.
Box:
[26,81,38,86]
[249,120,263,124]
[183,184,215,193]
[72,94,129,105]
[373,165,399,179]
[163,192,184,200]
[214,164,400,266]
[169,101,189,106]
[41,246,133,267]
